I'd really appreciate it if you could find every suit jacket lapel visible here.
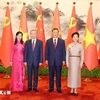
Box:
[56,38,60,48]
[34,39,38,51]
[30,39,38,51]
[51,38,54,49]
[30,39,33,51]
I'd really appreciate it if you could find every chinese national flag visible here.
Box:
[36,3,46,66]
[97,45,100,59]
[66,3,77,47]
[19,3,28,42]
[50,3,61,38]
[0,4,13,68]
[83,3,98,71]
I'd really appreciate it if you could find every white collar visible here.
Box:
[32,38,36,41]
[32,38,36,43]
[53,38,58,40]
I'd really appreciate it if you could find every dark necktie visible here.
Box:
[54,39,56,48]
[32,40,34,50]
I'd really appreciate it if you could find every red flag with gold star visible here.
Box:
[0,3,13,68]
[36,3,46,66]
[66,2,78,47]
[19,3,28,42]
[50,2,61,38]
[83,3,98,71]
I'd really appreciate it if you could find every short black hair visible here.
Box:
[52,28,59,33]
[71,32,79,38]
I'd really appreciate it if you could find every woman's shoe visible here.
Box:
[74,92,78,96]
[70,91,74,95]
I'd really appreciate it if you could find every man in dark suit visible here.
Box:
[46,28,66,93]
[24,29,43,92]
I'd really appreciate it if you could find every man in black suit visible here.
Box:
[24,29,43,92]
[46,28,66,93]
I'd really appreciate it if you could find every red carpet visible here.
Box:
[0,74,100,100]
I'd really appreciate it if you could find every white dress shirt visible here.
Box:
[53,38,58,44]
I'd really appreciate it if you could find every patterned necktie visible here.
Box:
[32,40,34,50]
[54,39,56,48]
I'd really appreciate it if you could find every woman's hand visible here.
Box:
[24,62,27,67]
[67,64,69,68]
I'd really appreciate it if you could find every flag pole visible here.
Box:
[3,68,10,78]
[84,2,93,83]
[84,68,92,82]
[22,2,28,80]
[98,44,100,67]
[3,2,11,79]
[23,2,26,6]
[38,1,43,80]
[56,2,59,5]
[54,2,59,80]
[73,1,76,5]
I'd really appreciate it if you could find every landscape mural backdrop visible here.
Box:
[0,0,100,45]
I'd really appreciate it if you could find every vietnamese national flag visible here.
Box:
[66,3,78,47]
[50,3,61,38]
[19,3,28,42]
[36,3,46,66]
[0,4,13,68]
[83,3,98,71]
